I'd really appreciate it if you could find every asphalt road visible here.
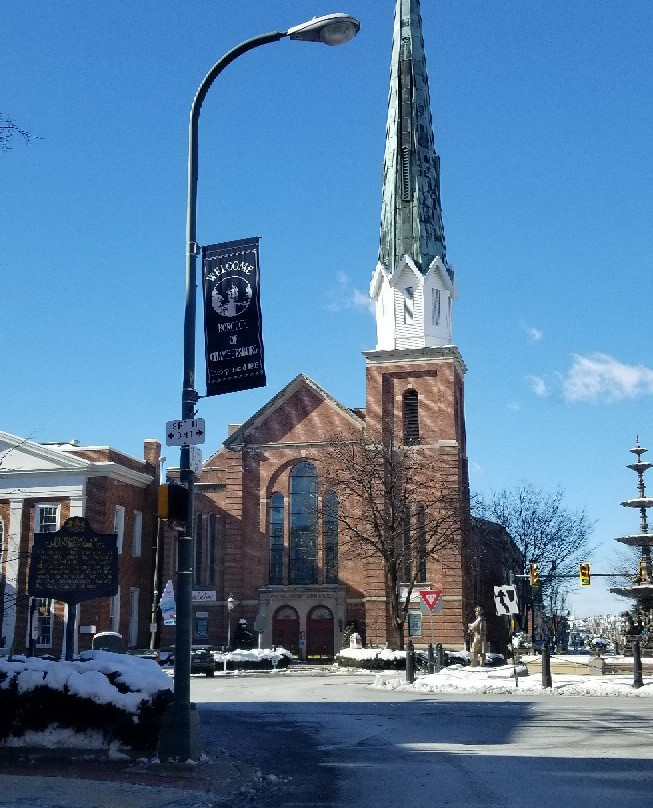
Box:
[192,672,653,808]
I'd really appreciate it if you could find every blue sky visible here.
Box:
[3,1,652,617]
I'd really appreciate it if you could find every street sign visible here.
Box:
[494,585,519,616]
[166,418,206,446]
[189,446,203,474]
[418,589,443,612]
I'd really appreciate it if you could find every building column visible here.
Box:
[3,498,24,653]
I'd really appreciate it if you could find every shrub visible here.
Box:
[0,652,173,752]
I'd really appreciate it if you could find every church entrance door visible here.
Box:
[272,606,300,656]
[306,605,334,660]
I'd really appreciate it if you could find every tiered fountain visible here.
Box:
[611,438,653,653]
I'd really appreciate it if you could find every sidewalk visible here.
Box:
[0,749,258,808]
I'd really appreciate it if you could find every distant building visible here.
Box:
[159,0,520,657]
[0,431,161,656]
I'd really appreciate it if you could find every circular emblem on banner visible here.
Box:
[211,276,253,317]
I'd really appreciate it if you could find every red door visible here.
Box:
[272,606,300,656]
[306,605,334,660]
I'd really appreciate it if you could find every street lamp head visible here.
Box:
[286,13,360,46]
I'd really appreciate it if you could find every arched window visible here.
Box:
[323,491,339,584]
[208,513,217,586]
[404,286,414,324]
[194,513,203,586]
[403,389,419,445]
[269,493,284,585]
[289,461,318,585]
[416,506,427,582]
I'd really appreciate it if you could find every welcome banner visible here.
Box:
[202,237,266,397]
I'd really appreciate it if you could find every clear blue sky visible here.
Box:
[3,1,652,617]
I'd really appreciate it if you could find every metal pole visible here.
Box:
[541,644,552,689]
[405,639,415,684]
[158,30,285,764]
[633,641,643,689]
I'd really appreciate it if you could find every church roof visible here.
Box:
[221,373,364,451]
[378,0,450,280]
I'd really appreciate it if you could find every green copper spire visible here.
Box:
[378,0,448,276]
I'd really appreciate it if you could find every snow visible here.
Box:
[212,647,291,664]
[373,658,653,697]
[0,650,172,714]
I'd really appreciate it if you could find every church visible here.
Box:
[160,0,515,659]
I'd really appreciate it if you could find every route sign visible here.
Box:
[166,418,206,446]
[418,589,443,612]
[494,585,519,616]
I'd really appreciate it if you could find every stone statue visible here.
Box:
[468,606,487,667]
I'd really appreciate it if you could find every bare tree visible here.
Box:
[1,114,34,150]
[473,483,596,610]
[320,427,466,649]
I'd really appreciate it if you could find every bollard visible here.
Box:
[633,641,643,689]
[541,644,552,689]
[427,643,435,675]
[435,643,445,672]
[405,640,415,684]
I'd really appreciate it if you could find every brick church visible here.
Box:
[160,0,515,659]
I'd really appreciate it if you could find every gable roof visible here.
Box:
[221,374,365,451]
[0,430,153,486]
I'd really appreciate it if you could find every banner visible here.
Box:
[202,237,266,397]
[160,579,176,626]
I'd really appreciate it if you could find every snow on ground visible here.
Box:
[373,661,653,697]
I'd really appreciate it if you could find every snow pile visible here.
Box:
[213,647,291,664]
[338,647,406,662]
[373,663,653,697]
[0,651,173,750]
[1,651,172,713]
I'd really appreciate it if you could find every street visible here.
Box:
[193,671,653,808]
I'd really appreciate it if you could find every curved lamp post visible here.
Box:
[159,13,360,764]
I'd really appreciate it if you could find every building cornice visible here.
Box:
[363,345,467,376]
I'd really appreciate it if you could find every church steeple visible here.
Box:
[371,0,455,352]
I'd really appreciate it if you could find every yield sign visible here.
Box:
[418,589,443,612]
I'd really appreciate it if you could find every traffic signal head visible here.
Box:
[579,562,591,587]
[157,482,188,523]
[529,562,540,587]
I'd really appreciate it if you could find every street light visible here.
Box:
[227,594,235,651]
[158,13,360,764]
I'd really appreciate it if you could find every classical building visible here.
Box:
[0,431,162,656]
[159,0,514,657]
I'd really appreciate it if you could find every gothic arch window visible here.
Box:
[194,513,204,586]
[403,389,420,445]
[416,506,427,582]
[208,513,217,586]
[323,490,339,584]
[432,287,441,326]
[269,493,284,585]
[403,509,412,582]
[289,461,318,585]
[404,286,414,324]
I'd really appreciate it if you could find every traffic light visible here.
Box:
[157,482,188,523]
[529,562,540,587]
[579,562,591,587]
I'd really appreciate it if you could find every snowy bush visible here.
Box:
[213,647,292,670]
[0,651,173,751]
[336,648,407,670]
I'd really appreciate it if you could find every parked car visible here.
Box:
[190,647,216,677]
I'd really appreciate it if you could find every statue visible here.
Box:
[468,606,487,667]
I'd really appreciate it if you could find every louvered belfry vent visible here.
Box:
[403,390,420,445]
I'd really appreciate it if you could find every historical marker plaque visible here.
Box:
[28,516,118,602]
